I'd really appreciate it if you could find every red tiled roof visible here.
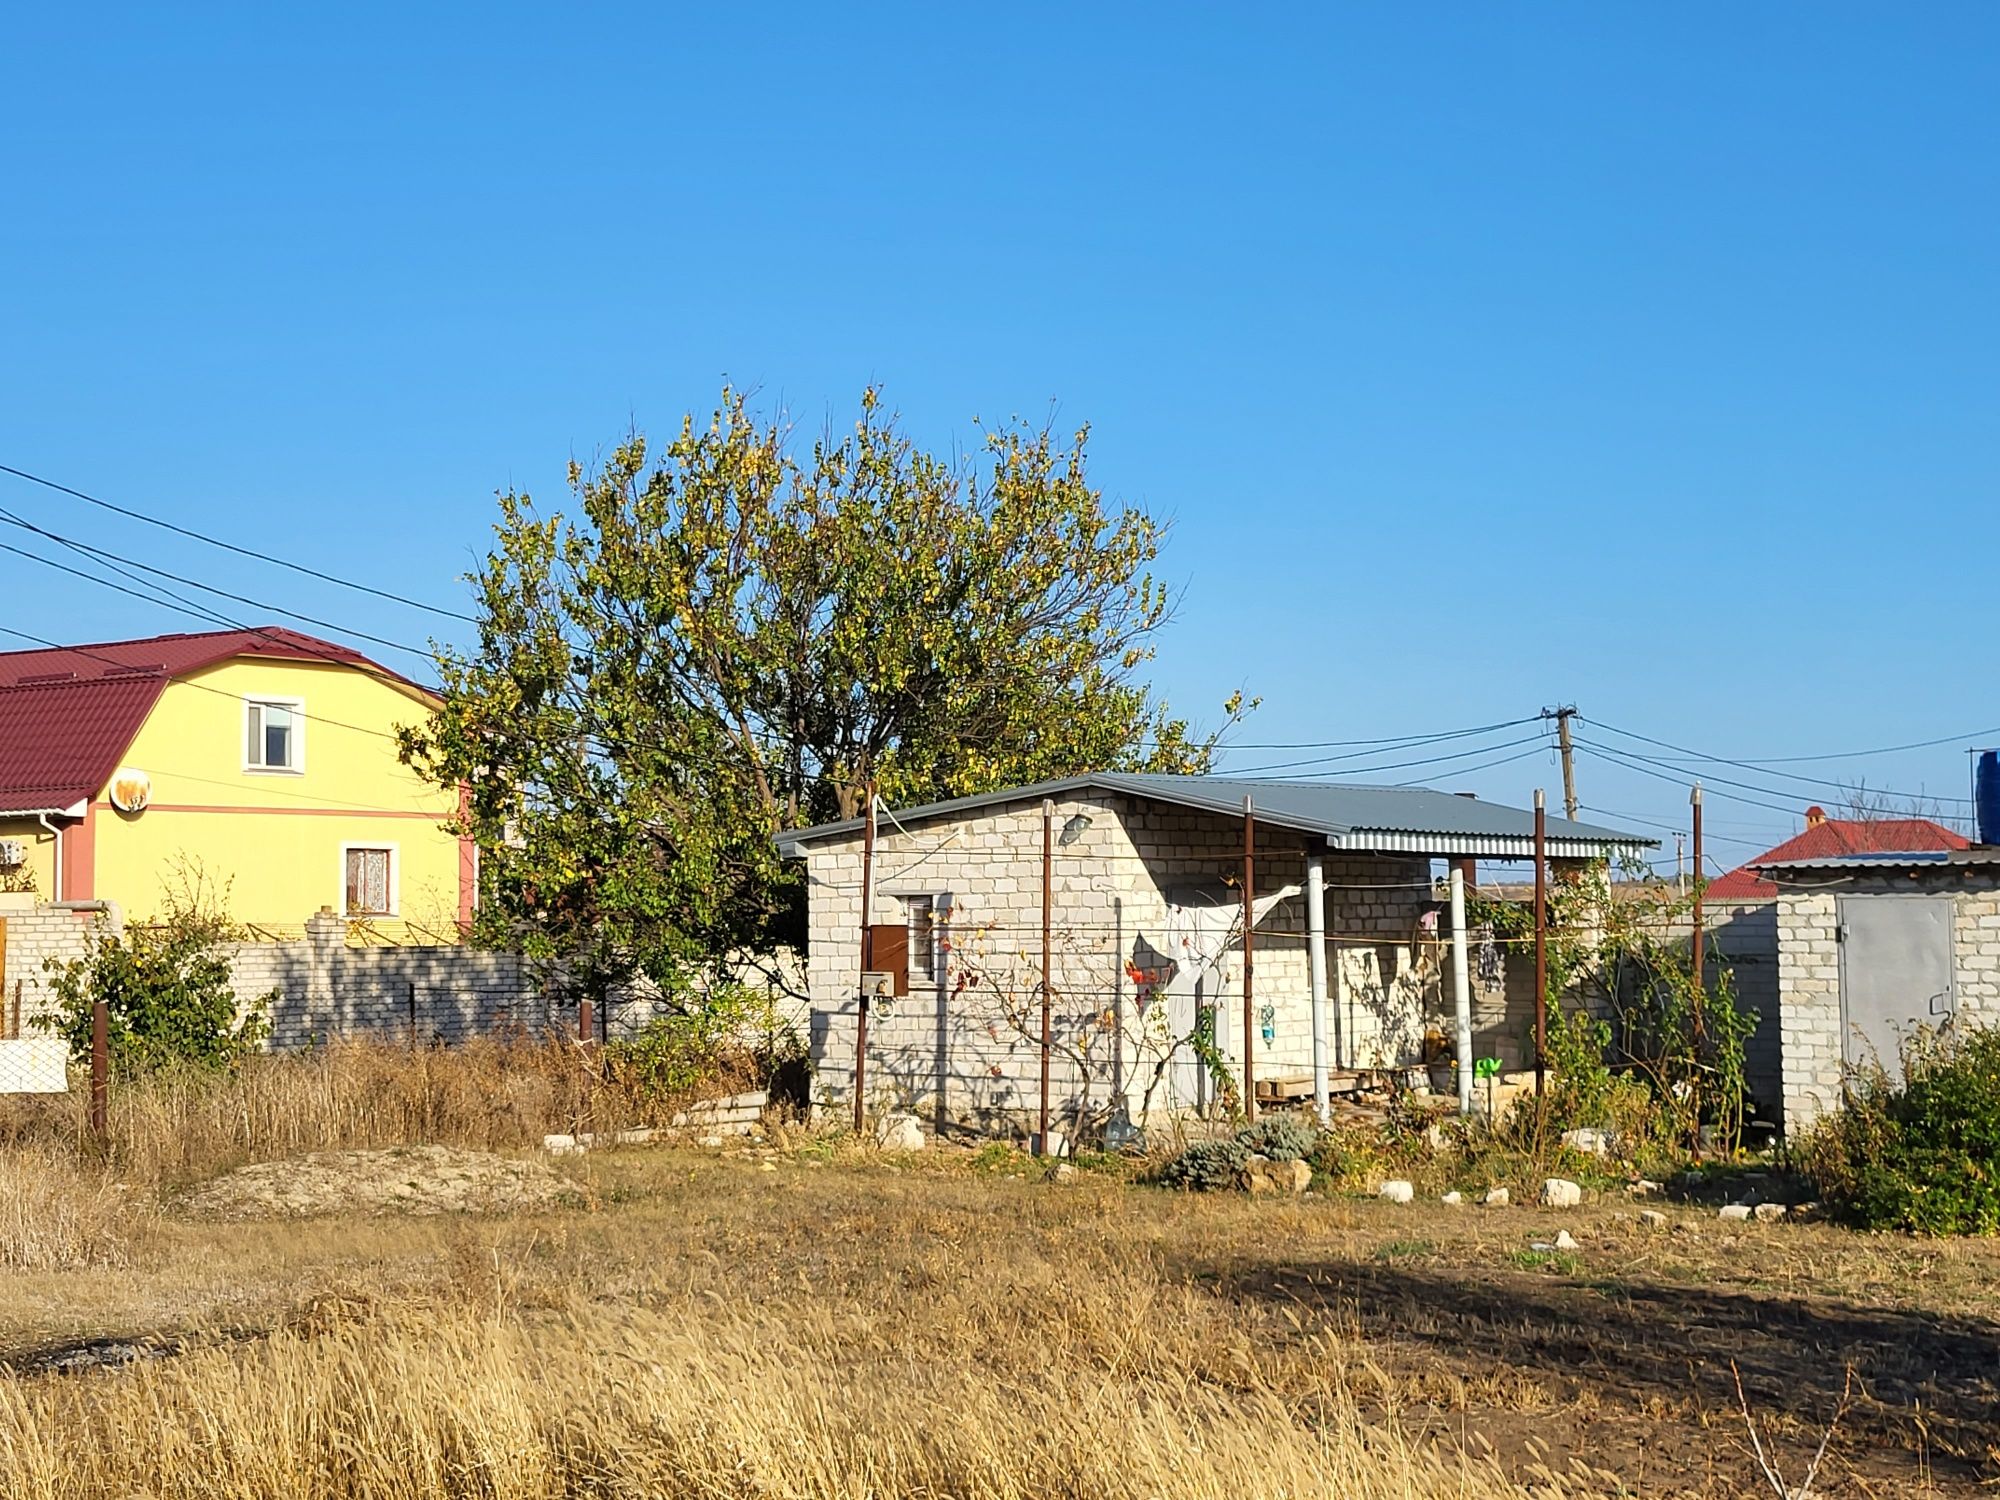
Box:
[1708,815,1972,899]
[0,628,420,814]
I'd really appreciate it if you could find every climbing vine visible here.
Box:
[1468,861,1757,1150]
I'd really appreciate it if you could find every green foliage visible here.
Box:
[604,982,766,1099]
[1157,1138,1250,1191]
[37,887,268,1077]
[402,384,1249,995]
[1539,1002,1624,1129]
[1307,1125,1386,1190]
[1801,1026,2000,1235]
[1471,864,1758,1151]
[1236,1115,1319,1162]
[1185,1005,1241,1118]
[1510,1248,1582,1275]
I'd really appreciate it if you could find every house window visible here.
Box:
[907,895,939,984]
[245,698,303,772]
[343,845,396,917]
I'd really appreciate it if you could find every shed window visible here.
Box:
[344,846,395,916]
[908,896,937,983]
[245,699,302,771]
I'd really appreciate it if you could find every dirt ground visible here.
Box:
[174,1145,585,1219]
[4,1139,1995,1496]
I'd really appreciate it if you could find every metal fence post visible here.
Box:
[89,998,108,1142]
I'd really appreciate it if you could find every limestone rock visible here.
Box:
[1440,1190,1464,1206]
[874,1114,926,1153]
[1639,1209,1668,1228]
[1483,1186,1511,1207]
[1378,1179,1415,1204]
[1627,1179,1663,1197]
[1243,1156,1313,1196]
[1046,1162,1077,1185]
[1719,1204,1753,1222]
[1561,1128,1610,1156]
[1540,1178,1583,1210]
[1753,1202,1789,1223]
[695,1135,725,1150]
[1554,1229,1580,1251]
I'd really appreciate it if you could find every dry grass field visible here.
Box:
[0,1051,1995,1498]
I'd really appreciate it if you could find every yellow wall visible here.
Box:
[0,816,59,898]
[84,658,464,940]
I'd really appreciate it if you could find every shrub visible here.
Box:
[1236,1115,1319,1162]
[1800,1025,2000,1235]
[38,885,269,1077]
[1157,1139,1250,1191]
[604,981,769,1100]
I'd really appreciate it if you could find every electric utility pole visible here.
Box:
[1541,706,1579,822]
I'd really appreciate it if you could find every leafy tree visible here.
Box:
[403,385,1246,996]
[38,879,269,1076]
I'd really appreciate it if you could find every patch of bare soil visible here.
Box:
[1206,1252,2000,1493]
[176,1145,585,1219]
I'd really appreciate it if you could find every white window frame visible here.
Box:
[885,890,952,987]
[339,842,399,918]
[243,696,306,774]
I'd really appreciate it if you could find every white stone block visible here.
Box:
[1540,1178,1583,1209]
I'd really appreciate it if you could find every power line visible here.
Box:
[1585,717,1975,805]
[0,505,436,663]
[1570,739,1815,818]
[1204,717,1541,761]
[0,536,445,699]
[0,461,478,623]
[1231,732,1550,782]
[1575,733,1973,816]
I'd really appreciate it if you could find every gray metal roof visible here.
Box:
[778,772,1654,860]
[1754,848,2000,874]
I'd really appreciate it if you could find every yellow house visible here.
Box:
[0,627,469,937]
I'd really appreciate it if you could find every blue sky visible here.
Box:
[4,5,1996,867]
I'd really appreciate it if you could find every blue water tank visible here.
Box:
[1978,751,2000,847]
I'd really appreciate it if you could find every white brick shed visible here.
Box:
[779,774,1650,1140]
[1759,849,2000,1136]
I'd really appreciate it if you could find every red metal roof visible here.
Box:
[0,626,381,687]
[0,628,419,814]
[1708,814,1971,899]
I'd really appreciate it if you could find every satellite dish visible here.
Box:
[109,768,152,814]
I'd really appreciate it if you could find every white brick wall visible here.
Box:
[799,793,1440,1136]
[1776,869,2000,1134]
[0,897,560,1047]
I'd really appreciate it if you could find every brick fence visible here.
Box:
[0,895,553,1045]
[0,894,807,1055]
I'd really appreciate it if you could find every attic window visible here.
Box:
[245,698,303,772]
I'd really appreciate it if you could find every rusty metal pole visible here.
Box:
[1242,793,1257,1123]
[1533,789,1548,1100]
[853,789,877,1135]
[578,995,594,1046]
[1690,783,1706,1052]
[89,997,108,1142]
[1039,799,1054,1155]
